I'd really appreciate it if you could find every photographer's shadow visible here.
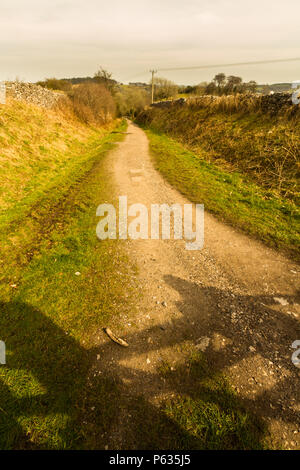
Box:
[0,301,94,449]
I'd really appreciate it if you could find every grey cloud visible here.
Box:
[0,0,299,83]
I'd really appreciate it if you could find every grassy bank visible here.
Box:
[0,99,133,449]
[138,97,300,202]
[137,109,299,257]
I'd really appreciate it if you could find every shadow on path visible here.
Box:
[1,283,298,449]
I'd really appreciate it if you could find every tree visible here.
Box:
[115,86,151,117]
[195,82,207,95]
[246,80,257,93]
[94,67,117,94]
[204,74,257,96]
[152,77,178,100]
[213,73,226,93]
[225,76,243,94]
[205,81,217,95]
[72,82,115,124]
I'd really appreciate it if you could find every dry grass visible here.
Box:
[188,94,261,114]
[138,98,300,202]
[0,98,104,213]
[0,106,131,448]
[186,93,300,119]
[144,128,299,258]
[72,82,116,125]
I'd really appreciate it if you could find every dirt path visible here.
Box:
[96,121,299,449]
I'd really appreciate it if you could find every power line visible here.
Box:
[158,57,300,72]
[123,56,300,85]
[123,70,150,83]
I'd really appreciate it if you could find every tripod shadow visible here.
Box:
[88,274,300,448]
[1,283,297,450]
[163,275,300,429]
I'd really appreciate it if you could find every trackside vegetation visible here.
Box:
[0,96,272,449]
[0,99,133,448]
[137,98,299,258]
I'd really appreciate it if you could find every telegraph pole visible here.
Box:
[0,82,6,105]
[150,69,157,104]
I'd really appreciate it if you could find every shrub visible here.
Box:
[54,94,78,121]
[37,78,73,93]
[153,77,178,100]
[137,97,300,201]
[93,67,117,95]
[115,86,151,117]
[72,82,116,125]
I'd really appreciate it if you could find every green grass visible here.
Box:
[0,118,134,449]
[122,353,266,450]
[143,128,299,259]
[160,353,266,450]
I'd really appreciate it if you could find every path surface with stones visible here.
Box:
[95,121,299,449]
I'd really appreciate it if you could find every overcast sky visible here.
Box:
[1,0,299,84]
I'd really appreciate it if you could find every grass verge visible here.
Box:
[0,118,134,449]
[143,127,299,259]
[137,100,299,202]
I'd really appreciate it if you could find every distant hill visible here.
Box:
[61,76,119,86]
[257,83,292,93]
[61,76,94,84]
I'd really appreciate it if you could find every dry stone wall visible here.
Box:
[5,81,64,109]
[260,93,295,114]
[151,93,298,115]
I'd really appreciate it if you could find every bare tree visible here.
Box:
[152,77,178,100]
[94,67,117,94]
[115,86,151,117]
